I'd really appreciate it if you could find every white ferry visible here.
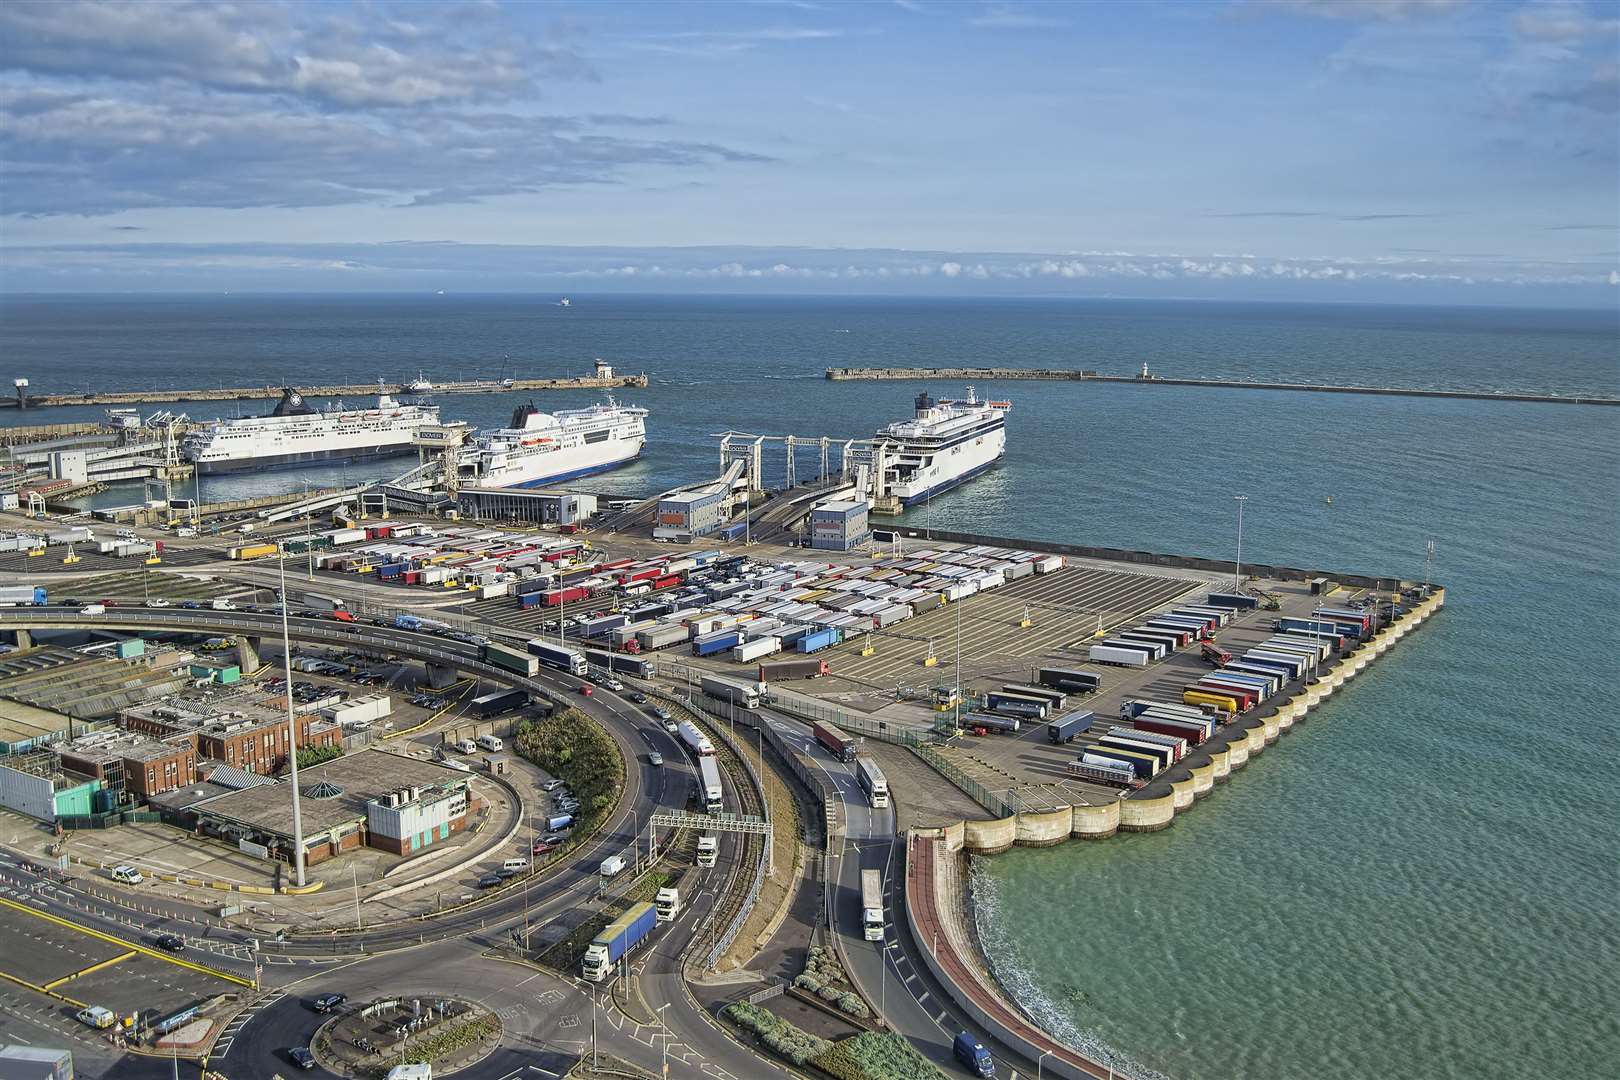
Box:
[874,387,1010,505]
[468,398,647,488]
[181,389,440,474]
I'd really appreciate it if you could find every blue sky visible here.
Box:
[1,0,1615,304]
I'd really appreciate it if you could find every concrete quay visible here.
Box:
[4,373,650,410]
[825,366,1620,407]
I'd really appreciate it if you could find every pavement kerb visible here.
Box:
[0,967,88,1009]
[384,680,476,741]
[43,949,136,989]
[0,893,255,989]
[68,854,321,896]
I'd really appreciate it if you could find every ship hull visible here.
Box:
[888,426,1006,505]
[478,436,644,489]
[193,443,418,475]
[897,456,1002,505]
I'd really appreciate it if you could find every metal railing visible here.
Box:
[912,743,1011,818]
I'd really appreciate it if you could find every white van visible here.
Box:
[454,739,477,754]
[76,1005,116,1029]
[600,855,625,878]
[80,604,106,615]
[211,599,237,611]
[176,527,198,538]
[501,858,529,873]
[386,1066,432,1080]
[110,865,143,885]
[476,734,504,752]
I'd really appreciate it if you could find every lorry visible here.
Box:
[699,674,762,709]
[1036,666,1101,694]
[600,854,626,878]
[696,836,718,867]
[469,689,527,719]
[698,755,723,813]
[582,901,658,981]
[0,585,47,606]
[676,720,714,757]
[655,886,681,923]
[856,757,889,808]
[860,868,884,942]
[796,627,840,654]
[482,642,539,677]
[812,720,856,763]
[526,638,588,676]
[1088,642,1151,668]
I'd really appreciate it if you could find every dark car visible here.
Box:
[178,600,202,609]
[286,1047,316,1070]
[629,691,648,704]
[154,933,185,953]
[476,873,503,888]
[311,992,346,1013]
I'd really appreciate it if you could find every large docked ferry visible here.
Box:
[467,398,648,488]
[874,387,1010,505]
[181,389,440,474]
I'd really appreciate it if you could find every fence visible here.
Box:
[759,687,932,750]
[912,744,1011,818]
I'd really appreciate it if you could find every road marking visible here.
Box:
[0,895,252,988]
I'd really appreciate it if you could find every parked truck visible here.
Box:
[812,720,856,763]
[526,638,588,676]
[469,688,527,718]
[860,868,884,942]
[582,901,658,981]
[1046,709,1095,744]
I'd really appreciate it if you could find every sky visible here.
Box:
[0,0,1616,305]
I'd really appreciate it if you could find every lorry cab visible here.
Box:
[952,1032,995,1078]
[655,886,681,923]
[696,835,718,867]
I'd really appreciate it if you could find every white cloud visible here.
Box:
[969,5,1071,30]
[1253,0,1466,21]
[1513,0,1620,42]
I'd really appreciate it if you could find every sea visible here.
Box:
[3,294,1617,1078]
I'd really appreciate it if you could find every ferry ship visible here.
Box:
[874,387,1010,505]
[181,389,440,474]
[468,398,648,488]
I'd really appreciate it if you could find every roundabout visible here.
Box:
[312,996,501,1078]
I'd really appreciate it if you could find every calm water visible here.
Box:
[3,295,1618,1077]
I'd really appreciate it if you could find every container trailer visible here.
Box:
[692,631,743,657]
[1134,715,1209,746]
[469,688,528,718]
[812,721,857,762]
[983,692,1047,719]
[1097,734,1174,769]
[1121,698,1215,722]
[1206,591,1260,609]
[796,627,840,654]
[962,713,1021,734]
[1037,667,1101,693]
[1108,725,1187,759]
[482,642,540,677]
[1265,635,1331,662]
[698,755,724,812]
[582,901,658,982]
[1046,709,1095,743]
[1221,662,1288,691]
[636,624,689,651]
[856,758,889,808]
[1277,618,1349,645]
[1174,605,1233,626]
[1069,757,1142,789]
[1196,677,1259,709]
[676,720,715,757]
[758,657,829,681]
[1088,643,1151,668]
[1244,649,1308,679]
[1000,683,1067,710]
[1146,616,1211,639]
[731,637,781,663]
[1209,670,1274,699]
[526,639,589,676]
[1081,744,1159,779]
[1184,688,1242,715]
[1104,636,1166,660]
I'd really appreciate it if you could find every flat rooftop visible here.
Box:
[194,748,469,839]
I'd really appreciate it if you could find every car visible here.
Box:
[298,609,323,619]
[154,933,185,953]
[651,706,672,722]
[495,866,521,880]
[311,992,347,1013]
[542,833,567,845]
[109,865,143,885]
[178,600,202,609]
[629,691,648,704]
[604,678,625,692]
[531,841,555,856]
[541,779,566,792]
[648,752,664,767]
[145,598,171,608]
[578,684,593,696]
[286,1047,316,1070]
[476,873,503,888]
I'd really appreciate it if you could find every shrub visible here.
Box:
[817,984,842,1003]
[836,992,871,1019]
[794,973,823,994]
[513,708,623,822]
[813,1031,945,1080]
[723,1003,831,1066]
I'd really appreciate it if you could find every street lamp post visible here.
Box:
[278,546,308,888]
[1038,1048,1052,1080]
[657,1002,672,1077]
[1233,494,1249,589]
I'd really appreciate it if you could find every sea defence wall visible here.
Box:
[4,374,650,410]
[826,366,1620,407]
[933,587,1444,854]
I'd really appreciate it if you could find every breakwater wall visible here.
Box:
[4,374,650,410]
[920,587,1444,854]
[826,367,1620,407]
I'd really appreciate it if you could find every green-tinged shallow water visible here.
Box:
[3,295,1617,1077]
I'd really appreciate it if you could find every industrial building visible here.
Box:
[55,730,197,799]
[0,753,103,822]
[808,499,871,552]
[655,489,725,541]
[188,749,481,867]
[0,644,190,720]
[455,488,596,526]
[120,693,340,775]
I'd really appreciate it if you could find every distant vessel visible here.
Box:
[182,389,439,474]
[468,397,647,488]
[559,298,572,307]
[874,386,1009,505]
[407,373,434,393]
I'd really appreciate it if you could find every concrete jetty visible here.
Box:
[4,373,650,410]
[825,366,1620,407]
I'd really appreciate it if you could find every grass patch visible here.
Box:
[514,706,624,821]
[294,745,343,769]
[812,1031,946,1080]
[379,1015,499,1074]
[723,1002,831,1066]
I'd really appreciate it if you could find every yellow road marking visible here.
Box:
[0,895,253,988]
[0,967,88,1009]
[44,949,136,989]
